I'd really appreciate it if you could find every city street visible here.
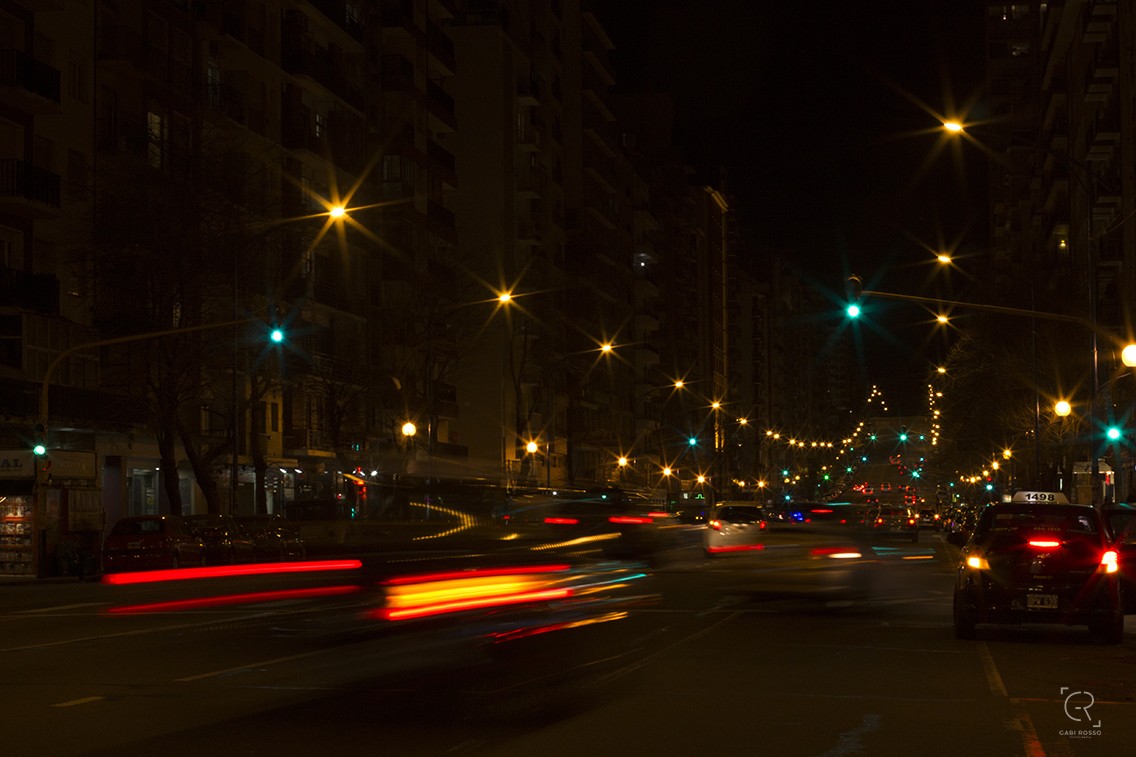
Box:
[1,534,1134,756]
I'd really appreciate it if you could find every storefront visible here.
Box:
[0,451,36,576]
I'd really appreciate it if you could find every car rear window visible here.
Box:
[982,506,1098,535]
[716,506,763,523]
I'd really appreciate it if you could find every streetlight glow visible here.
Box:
[328,205,346,219]
[943,120,964,133]
[401,422,417,437]
[1123,343,1136,368]
[1054,400,1072,417]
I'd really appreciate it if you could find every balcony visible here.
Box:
[427,199,456,240]
[98,26,194,98]
[0,50,61,113]
[0,269,59,314]
[426,19,456,76]
[426,80,456,131]
[0,159,61,217]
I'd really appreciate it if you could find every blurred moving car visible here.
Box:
[510,488,697,561]
[238,514,306,561]
[951,492,1124,642]
[868,504,919,542]
[103,515,205,572]
[1101,502,1136,613]
[705,502,766,555]
[706,502,877,601]
[185,514,257,565]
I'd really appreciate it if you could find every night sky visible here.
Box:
[595,1,989,414]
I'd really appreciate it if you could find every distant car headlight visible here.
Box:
[965,553,989,570]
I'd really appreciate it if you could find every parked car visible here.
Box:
[103,515,205,573]
[185,514,257,565]
[237,514,306,561]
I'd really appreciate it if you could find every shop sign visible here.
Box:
[0,451,34,479]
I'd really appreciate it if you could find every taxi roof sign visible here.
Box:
[1010,491,1070,505]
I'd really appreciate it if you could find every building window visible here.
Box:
[315,112,326,139]
[68,59,87,102]
[147,110,166,168]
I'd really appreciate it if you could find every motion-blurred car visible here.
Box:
[951,492,1124,642]
[868,505,919,542]
[708,504,877,601]
[103,515,205,572]
[705,502,766,555]
[513,488,695,561]
[238,514,306,561]
[185,514,257,565]
[1101,502,1136,613]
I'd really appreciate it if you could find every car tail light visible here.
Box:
[810,546,861,559]
[709,519,722,531]
[1102,550,1119,574]
[1028,540,1061,549]
[544,517,579,525]
[609,516,653,525]
[907,518,916,526]
[759,520,767,530]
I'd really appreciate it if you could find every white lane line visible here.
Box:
[51,696,105,708]
[12,603,108,614]
[978,641,1049,756]
[174,650,326,682]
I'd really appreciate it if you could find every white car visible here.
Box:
[705,502,767,555]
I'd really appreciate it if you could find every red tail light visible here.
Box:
[609,516,652,525]
[1102,550,1119,573]
[544,517,579,525]
[1028,539,1061,549]
[709,519,722,531]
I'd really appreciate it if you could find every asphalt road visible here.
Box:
[1,533,1133,756]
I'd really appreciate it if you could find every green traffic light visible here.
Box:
[33,443,46,456]
[270,328,284,343]
[1107,426,1122,441]
[688,437,698,446]
[846,303,861,318]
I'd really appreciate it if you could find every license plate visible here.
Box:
[1027,594,1058,609]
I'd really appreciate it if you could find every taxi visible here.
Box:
[951,491,1123,643]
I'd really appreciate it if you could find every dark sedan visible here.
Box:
[1102,502,1136,612]
[237,514,306,561]
[952,493,1124,642]
[185,514,258,565]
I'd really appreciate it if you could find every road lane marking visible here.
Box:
[174,650,326,682]
[51,696,105,708]
[978,641,1049,756]
[12,603,108,614]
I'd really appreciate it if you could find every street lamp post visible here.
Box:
[942,120,1112,502]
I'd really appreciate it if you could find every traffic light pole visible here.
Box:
[847,277,1119,502]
